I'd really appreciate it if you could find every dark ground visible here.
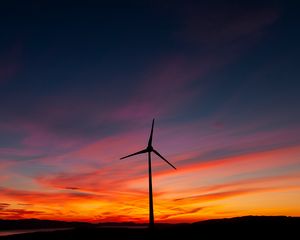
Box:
[1,216,299,240]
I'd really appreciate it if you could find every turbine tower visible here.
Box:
[120,119,176,229]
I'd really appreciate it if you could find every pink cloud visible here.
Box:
[20,123,83,149]
[126,144,300,189]
[24,114,300,196]
[173,186,300,204]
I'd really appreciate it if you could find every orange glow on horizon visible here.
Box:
[1,143,300,223]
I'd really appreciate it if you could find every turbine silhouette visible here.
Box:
[120,119,176,229]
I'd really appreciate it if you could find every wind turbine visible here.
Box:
[120,119,176,229]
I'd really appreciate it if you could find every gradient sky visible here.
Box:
[0,1,300,223]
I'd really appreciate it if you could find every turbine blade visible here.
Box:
[153,149,176,170]
[120,149,148,160]
[148,118,155,147]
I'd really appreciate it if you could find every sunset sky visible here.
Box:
[0,1,300,223]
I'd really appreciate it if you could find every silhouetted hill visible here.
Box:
[193,215,300,225]
[0,216,299,239]
[0,219,92,230]
[95,221,147,227]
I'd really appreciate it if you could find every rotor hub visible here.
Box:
[147,145,153,152]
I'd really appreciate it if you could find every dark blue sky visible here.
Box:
[0,0,300,152]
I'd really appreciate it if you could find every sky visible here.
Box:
[0,0,300,223]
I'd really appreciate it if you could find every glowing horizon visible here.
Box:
[1,123,300,223]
